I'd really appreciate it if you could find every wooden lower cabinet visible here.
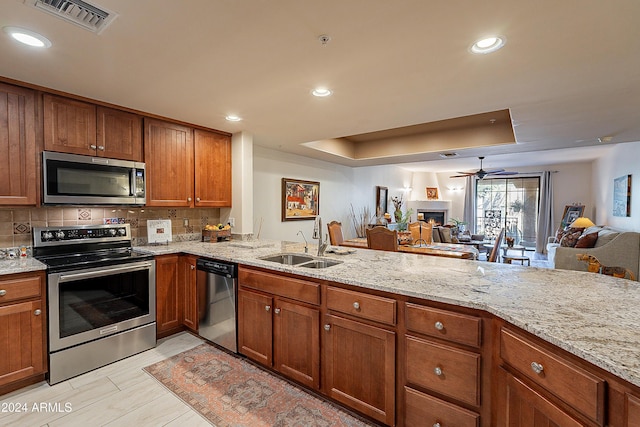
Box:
[180,255,198,332]
[0,272,46,391]
[323,313,396,426]
[238,288,320,389]
[404,386,479,427]
[155,254,182,337]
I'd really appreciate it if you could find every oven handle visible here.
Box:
[57,262,154,283]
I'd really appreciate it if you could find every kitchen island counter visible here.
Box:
[137,239,640,390]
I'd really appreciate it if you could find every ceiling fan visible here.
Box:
[450,156,519,179]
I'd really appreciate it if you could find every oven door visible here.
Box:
[48,260,156,352]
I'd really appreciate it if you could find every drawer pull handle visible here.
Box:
[274,308,281,314]
[324,324,331,331]
[34,309,42,316]
[0,289,6,296]
[353,302,360,310]
[531,361,544,374]
[265,305,271,312]
[434,321,444,330]
[434,367,443,376]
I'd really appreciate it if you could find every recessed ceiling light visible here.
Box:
[312,88,332,97]
[470,36,505,54]
[3,26,51,48]
[225,115,242,122]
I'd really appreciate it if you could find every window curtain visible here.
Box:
[536,171,554,253]
[463,176,475,232]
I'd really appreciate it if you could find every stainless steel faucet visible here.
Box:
[297,230,308,253]
[313,217,328,256]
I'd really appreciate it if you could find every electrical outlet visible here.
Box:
[228,217,235,227]
[183,218,189,227]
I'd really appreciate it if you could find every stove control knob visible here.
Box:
[108,228,117,236]
[43,231,54,241]
[55,231,65,240]
[117,228,126,236]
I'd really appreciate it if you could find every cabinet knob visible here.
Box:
[0,289,6,296]
[434,367,443,376]
[324,324,331,331]
[433,423,441,427]
[34,309,42,316]
[435,321,444,330]
[531,361,544,375]
[274,308,281,314]
[265,305,271,312]
[190,265,195,270]
[98,145,105,151]
[187,197,192,202]
[90,144,97,149]
[196,197,201,202]
[353,301,360,310]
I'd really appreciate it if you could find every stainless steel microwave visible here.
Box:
[42,151,146,205]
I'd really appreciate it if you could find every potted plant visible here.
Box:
[510,200,523,213]
[447,217,468,234]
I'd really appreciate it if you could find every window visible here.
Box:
[475,177,540,246]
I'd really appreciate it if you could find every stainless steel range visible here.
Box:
[33,224,156,385]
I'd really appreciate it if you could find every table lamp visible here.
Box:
[569,217,595,228]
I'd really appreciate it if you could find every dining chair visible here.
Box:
[408,222,433,245]
[487,228,505,262]
[366,227,399,252]
[327,221,344,246]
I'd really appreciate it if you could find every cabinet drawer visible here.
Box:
[326,287,396,326]
[239,268,320,305]
[0,275,41,304]
[404,386,479,427]
[500,328,605,424]
[406,303,481,347]
[405,335,480,406]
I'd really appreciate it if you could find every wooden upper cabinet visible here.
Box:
[144,118,194,207]
[44,94,143,161]
[0,83,37,206]
[194,129,232,207]
[44,94,97,156]
[96,106,143,161]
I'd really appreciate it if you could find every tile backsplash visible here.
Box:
[0,207,222,254]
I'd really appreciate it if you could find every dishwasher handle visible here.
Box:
[196,258,237,278]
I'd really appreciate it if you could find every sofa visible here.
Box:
[548,225,640,280]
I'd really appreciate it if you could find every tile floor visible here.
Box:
[0,332,212,427]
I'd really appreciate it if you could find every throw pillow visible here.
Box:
[575,231,599,248]
[554,227,566,243]
[559,227,585,247]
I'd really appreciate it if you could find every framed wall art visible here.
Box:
[613,174,631,217]
[376,186,388,216]
[560,204,585,228]
[426,187,439,200]
[282,178,320,221]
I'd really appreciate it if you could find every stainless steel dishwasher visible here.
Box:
[196,258,238,353]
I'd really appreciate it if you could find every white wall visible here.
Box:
[253,146,412,241]
[592,141,640,231]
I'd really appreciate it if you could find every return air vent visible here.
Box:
[30,0,117,34]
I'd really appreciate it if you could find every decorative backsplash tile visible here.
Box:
[0,207,221,254]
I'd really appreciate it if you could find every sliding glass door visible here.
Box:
[475,177,540,246]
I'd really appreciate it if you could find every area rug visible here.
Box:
[144,344,374,426]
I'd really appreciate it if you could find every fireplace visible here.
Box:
[418,210,446,226]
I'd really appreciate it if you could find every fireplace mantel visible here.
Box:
[406,200,452,211]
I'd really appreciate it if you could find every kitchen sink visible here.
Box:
[299,259,343,269]
[259,253,315,265]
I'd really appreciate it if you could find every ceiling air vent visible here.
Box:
[439,152,459,158]
[30,0,117,34]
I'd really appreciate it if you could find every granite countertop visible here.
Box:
[0,257,47,275]
[136,239,640,389]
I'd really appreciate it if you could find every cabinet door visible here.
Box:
[97,106,143,161]
[274,299,319,389]
[155,255,182,338]
[0,83,36,205]
[323,314,395,426]
[627,393,640,427]
[238,289,272,367]
[180,255,197,332]
[43,94,97,156]
[144,118,194,207]
[502,370,583,427]
[0,300,45,386]
[194,129,232,207]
